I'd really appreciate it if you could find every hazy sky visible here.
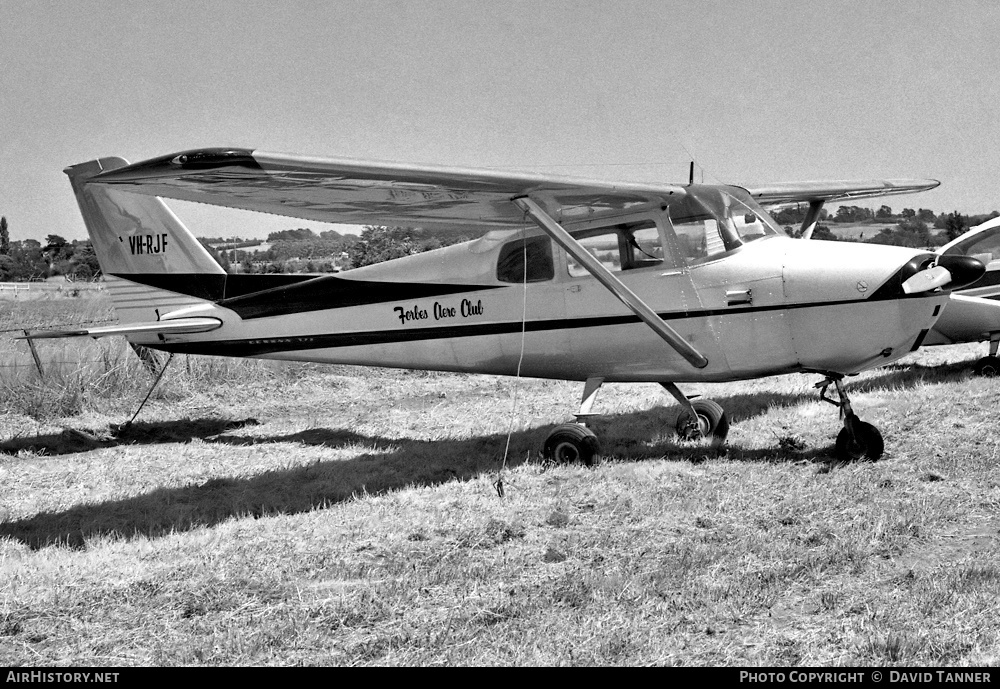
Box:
[2,1,999,242]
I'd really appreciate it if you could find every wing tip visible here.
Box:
[90,148,261,184]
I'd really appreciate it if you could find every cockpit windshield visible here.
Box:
[668,185,786,264]
[942,222,1000,265]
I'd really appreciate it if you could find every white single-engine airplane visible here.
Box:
[31,149,984,464]
[917,216,1000,375]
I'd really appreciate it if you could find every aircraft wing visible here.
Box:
[745,179,940,207]
[17,318,223,340]
[88,149,939,225]
[85,148,687,231]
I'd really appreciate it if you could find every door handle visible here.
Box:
[726,288,752,306]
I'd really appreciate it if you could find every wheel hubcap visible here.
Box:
[553,441,580,463]
[696,414,711,436]
[679,413,708,440]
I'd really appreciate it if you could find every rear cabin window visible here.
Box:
[566,221,665,278]
[497,235,555,282]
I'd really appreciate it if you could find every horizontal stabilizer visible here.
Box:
[17,317,223,340]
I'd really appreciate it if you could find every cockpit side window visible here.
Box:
[565,221,665,278]
[669,196,729,262]
[497,235,555,282]
[669,186,784,265]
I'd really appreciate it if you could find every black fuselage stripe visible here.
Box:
[154,292,941,357]
[109,272,504,317]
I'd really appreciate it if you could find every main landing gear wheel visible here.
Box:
[973,355,1000,377]
[675,399,730,442]
[543,423,601,466]
[834,416,884,462]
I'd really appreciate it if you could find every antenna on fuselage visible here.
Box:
[688,161,695,186]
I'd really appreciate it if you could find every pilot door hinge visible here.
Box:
[725,288,753,306]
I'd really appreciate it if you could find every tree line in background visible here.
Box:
[1,204,998,281]
[200,227,360,275]
[0,217,101,281]
[205,226,472,273]
[771,205,999,248]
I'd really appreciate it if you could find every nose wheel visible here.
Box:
[834,417,884,462]
[818,376,884,462]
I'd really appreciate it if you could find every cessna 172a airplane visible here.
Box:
[29,149,985,465]
[919,216,1000,374]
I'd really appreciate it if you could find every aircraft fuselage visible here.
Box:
[137,227,951,384]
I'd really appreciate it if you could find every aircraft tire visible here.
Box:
[973,355,1000,377]
[675,399,729,442]
[543,423,601,466]
[834,421,884,462]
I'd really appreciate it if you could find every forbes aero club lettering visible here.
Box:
[395,299,484,325]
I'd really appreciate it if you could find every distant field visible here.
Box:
[828,222,896,241]
[0,295,998,666]
[826,222,949,244]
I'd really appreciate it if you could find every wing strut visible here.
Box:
[799,200,825,239]
[512,196,708,369]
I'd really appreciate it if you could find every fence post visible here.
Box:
[22,330,44,378]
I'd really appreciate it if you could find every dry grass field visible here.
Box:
[1,292,999,666]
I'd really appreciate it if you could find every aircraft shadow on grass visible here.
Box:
[0,417,263,457]
[0,360,973,550]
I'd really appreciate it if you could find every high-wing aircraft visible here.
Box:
[919,216,1000,374]
[28,149,985,464]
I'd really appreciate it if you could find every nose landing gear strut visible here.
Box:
[817,376,884,462]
